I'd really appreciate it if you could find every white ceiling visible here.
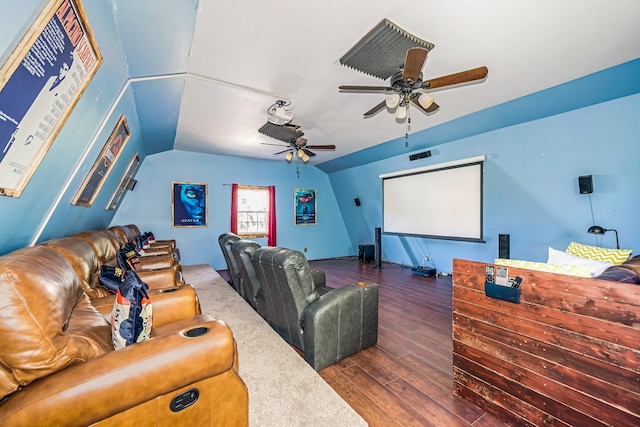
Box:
[123,0,640,168]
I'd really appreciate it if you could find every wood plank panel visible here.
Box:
[452,258,640,426]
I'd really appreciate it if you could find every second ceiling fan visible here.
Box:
[339,47,488,119]
[258,122,335,163]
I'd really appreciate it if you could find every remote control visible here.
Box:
[510,276,523,288]
[485,265,495,283]
[496,267,509,285]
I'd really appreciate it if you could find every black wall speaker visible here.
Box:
[374,227,382,269]
[354,197,361,206]
[578,175,593,194]
[125,179,137,191]
[409,150,432,161]
[498,234,510,259]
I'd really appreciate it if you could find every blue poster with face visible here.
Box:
[173,182,207,227]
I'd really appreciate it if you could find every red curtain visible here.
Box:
[230,183,238,234]
[267,185,276,246]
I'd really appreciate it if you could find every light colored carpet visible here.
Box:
[183,264,368,427]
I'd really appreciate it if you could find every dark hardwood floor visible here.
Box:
[222,257,506,426]
[308,258,505,427]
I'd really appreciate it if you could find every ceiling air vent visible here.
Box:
[258,122,303,143]
[339,18,435,80]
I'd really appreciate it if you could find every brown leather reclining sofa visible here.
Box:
[0,225,248,426]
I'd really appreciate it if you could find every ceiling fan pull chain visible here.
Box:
[405,110,411,147]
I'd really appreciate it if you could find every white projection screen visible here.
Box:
[381,156,484,242]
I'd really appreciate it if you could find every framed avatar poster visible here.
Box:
[294,188,316,225]
[72,115,129,207]
[0,0,102,197]
[172,182,207,227]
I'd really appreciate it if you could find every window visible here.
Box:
[231,184,276,246]
[236,186,269,237]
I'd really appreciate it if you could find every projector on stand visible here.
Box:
[411,265,436,277]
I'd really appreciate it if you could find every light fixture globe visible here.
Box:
[418,94,435,109]
[396,105,407,120]
[385,93,400,109]
[297,149,305,158]
[284,151,293,162]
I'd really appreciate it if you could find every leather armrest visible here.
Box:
[136,268,182,289]
[92,284,200,327]
[142,246,175,257]
[0,316,236,427]
[152,239,176,249]
[303,281,379,370]
[310,269,326,288]
[136,254,177,270]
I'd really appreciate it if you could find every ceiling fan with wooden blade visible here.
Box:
[258,122,335,162]
[339,47,488,119]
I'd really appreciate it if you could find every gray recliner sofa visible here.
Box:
[251,246,379,371]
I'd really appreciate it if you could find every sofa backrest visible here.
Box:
[251,246,319,349]
[108,225,138,246]
[231,239,261,309]
[218,233,243,297]
[73,230,119,264]
[0,245,111,399]
[43,236,110,298]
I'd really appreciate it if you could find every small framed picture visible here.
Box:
[294,188,316,225]
[106,153,139,210]
[172,182,207,227]
[72,115,129,207]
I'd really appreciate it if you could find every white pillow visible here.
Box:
[547,247,614,277]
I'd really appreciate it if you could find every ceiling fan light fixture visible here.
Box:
[418,94,435,109]
[396,105,407,120]
[297,149,305,158]
[285,151,293,162]
[302,153,310,163]
[386,93,400,108]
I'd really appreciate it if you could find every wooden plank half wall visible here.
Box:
[452,258,640,426]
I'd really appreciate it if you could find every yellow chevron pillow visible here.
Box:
[494,259,597,277]
[566,241,632,265]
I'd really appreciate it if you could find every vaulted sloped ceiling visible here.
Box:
[110,0,640,171]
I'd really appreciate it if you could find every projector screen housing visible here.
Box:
[380,156,484,242]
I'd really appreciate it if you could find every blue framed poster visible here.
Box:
[0,0,102,197]
[294,188,316,225]
[172,182,207,227]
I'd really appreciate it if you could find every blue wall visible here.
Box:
[0,0,137,253]
[329,93,640,274]
[110,150,352,270]
[1,1,638,275]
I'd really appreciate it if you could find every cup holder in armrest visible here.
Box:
[159,288,178,293]
[184,327,210,338]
